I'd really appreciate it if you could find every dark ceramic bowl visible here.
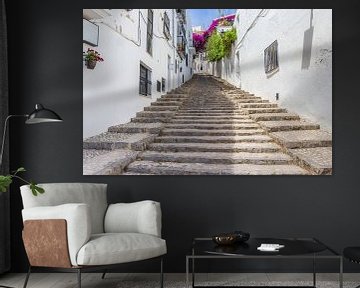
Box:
[233,230,250,242]
[212,234,238,245]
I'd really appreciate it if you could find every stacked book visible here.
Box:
[257,243,285,252]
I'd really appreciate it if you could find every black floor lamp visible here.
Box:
[0,103,63,167]
[0,103,62,288]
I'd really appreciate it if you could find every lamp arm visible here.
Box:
[0,114,28,169]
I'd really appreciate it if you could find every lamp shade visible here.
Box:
[25,104,63,124]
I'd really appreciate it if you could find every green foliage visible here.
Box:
[222,28,237,57]
[205,28,237,62]
[206,32,225,62]
[30,181,45,196]
[0,167,44,196]
[0,175,12,192]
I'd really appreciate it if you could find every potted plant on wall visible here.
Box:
[83,48,104,69]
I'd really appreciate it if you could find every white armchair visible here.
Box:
[20,183,166,288]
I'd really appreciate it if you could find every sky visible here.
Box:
[188,9,237,31]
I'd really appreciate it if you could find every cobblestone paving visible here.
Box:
[83,74,332,175]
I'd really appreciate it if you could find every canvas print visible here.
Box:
[83,9,332,175]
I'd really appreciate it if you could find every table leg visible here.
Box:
[192,257,195,288]
[313,254,316,287]
[339,257,343,288]
[186,257,189,288]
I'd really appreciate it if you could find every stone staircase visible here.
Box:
[83,74,332,175]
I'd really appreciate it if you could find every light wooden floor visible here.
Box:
[0,273,359,288]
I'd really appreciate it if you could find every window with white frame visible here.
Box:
[264,40,279,74]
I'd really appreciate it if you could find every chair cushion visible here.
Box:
[76,233,167,266]
[20,183,108,234]
[105,201,162,237]
[344,247,360,263]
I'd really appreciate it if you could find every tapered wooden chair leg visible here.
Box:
[23,266,31,288]
[77,269,81,288]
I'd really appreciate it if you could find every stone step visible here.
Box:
[235,99,269,103]
[232,96,261,100]
[226,90,249,94]
[180,106,238,110]
[83,149,139,175]
[108,122,163,134]
[144,106,179,111]
[172,115,249,120]
[226,92,247,96]
[227,92,254,96]
[139,151,293,165]
[151,101,182,106]
[131,117,170,123]
[159,99,185,103]
[181,106,237,109]
[148,142,281,153]
[164,123,259,130]
[250,113,300,121]
[182,101,237,105]
[136,111,176,118]
[170,90,187,94]
[258,120,320,132]
[125,160,308,175]
[154,134,273,143]
[83,132,155,151]
[239,103,278,108]
[171,119,254,124]
[288,147,332,175]
[177,110,240,114]
[163,93,188,97]
[244,107,287,114]
[161,128,265,136]
[270,130,332,149]
[176,112,246,117]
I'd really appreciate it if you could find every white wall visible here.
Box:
[83,9,193,138]
[208,9,332,131]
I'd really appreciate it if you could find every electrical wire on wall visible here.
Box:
[90,10,142,46]
[235,9,269,50]
[139,10,176,50]
[90,9,176,50]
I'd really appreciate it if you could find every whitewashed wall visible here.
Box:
[83,9,193,138]
[209,9,332,131]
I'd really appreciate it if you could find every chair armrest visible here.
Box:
[22,203,91,266]
[104,200,162,237]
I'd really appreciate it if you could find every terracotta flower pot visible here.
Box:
[86,59,97,69]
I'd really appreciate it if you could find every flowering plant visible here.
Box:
[83,48,104,62]
[192,14,236,53]
[193,33,206,52]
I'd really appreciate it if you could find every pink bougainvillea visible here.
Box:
[192,14,236,52]
[193,32,206,51]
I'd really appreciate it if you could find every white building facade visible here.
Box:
[83,9,194,138]
[197,9,332,131]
